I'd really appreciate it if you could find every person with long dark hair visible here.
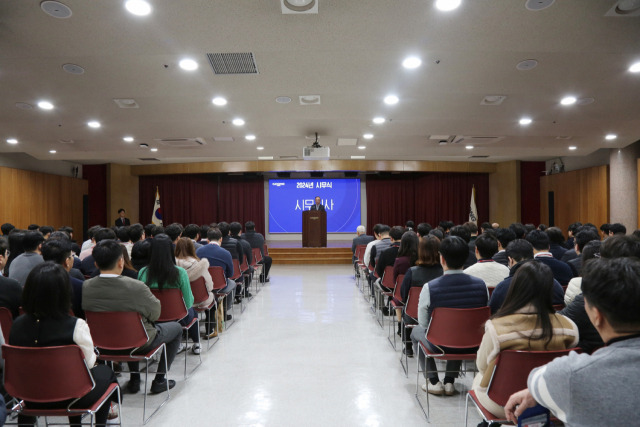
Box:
[137,234,200,354]
[9,262,120,426]
[393,230,419,283]
[472,261,578,422]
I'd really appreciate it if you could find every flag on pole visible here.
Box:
[469,186,478,224]
[152,187,163,226]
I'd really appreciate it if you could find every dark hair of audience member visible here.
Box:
[164,223,183,242]
[6,231,26,271]
[416,235,440,266]
[151,225,164,236]
[27,224,40,231]
[397,231,419,266]
[131,239,151,271]
[129,223,144,243]
[23,230,45,252]
[209,222,218,228]
[389,226,405,241]
[175,237,199,260]
[87,225,101,241]
[0,237,9,257]
[429,228,444,240]
[449,225,471,243]
[480,222,492,233]
[116,226,130,243]
[581,257,640,331]
[244,221,256,232]
[144,223,156,238]
[582,222,597,230]
[524,224,536,234]
[525,229,550,251]
[207,227,223,242]
[94,227,116,243]
[22,262,71,319]
[200,224,210,238]
[581,240,601,264]
[600,235,640,259]
[144,234,179,290]
[575,229,599,252]
[416,222,432,237]
[229,222,242,236]
[536,224,547,232]
[545,227,565,245]
[609,223,626,235]
[39,225,54,237]
[600,223,611,235]
[633,229,640,240]
[1,223,15,236]
[378,224,391,235]
[505,239,534,263]
[475,233,499,259]
[41,239,72,265]
[58,225,74,236]
[48,231,71,241]
[495,228,516,249]
[438,236,469,270]
[218,222,230,237]
[405,220,415,229]
[183,224,200,240]
[494,261,555,347]
[93,240,124,271]
[464,221,478,235]
[509,223,526,239]
[568,222,582,235]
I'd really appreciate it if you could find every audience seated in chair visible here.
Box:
[80,228,117,278]
[525,230,574,286]
[464,233,509,288]
[0,237,22,318]
[492,228,516,267]
[449,225,477,269]
[196,227,237,317]
[7,230,44,287]
[351,225,374,274]
[242,220,272,282]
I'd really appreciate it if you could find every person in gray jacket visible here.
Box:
[505,257,640,426]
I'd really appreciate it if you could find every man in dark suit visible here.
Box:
[310,196,325,211]
[526,230,574,286]
[242,221,272,282]
[115,208,131,227]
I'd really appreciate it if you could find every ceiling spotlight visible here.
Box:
[384,95,399,105]
[232,118,245,126]
[37,100,54,110]
[465,145,474,150]
[49,150,57,154]
[212,97,227,106]
[245,134,256,141]
[256,146,264,150]
[629,62,640,73]
[363,133,374,139]
[125,0,152,16]
[178,59,198,71]
[560,96,577,106]
[123,136,134,142]
[358,146,366,150]
[519,117,532,125]
[435,0,462,11]
[150,148,158,152]
[372,117,385,124]
[568,146,577,150]
[605,133,617,140]
[6,138,18,144]
[402,56,422,69]
[87,121,101,128]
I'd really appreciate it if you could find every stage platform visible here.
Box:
[266,240,353,264]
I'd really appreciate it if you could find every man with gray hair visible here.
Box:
[352,225,374,276]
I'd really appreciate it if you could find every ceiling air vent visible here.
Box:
[206,53,258,75]
[469,155,489,158]
[139,158,160,161]
[155,137,206,147]
[452,136,503,144]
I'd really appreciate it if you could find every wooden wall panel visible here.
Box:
[0,166,88,234]
[540,165,609,233]
[107,164,139,225]
[489,161,521,227]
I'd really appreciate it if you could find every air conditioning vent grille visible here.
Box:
[206,53,258,75]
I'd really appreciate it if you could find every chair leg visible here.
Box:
[142,344,171,425]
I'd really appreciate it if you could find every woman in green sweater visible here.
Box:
[138,234,200,354]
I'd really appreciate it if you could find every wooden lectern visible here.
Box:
[302,210,327,247]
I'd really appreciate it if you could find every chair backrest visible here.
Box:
[381,266,395,289]
[404,287,422,320]
[231,258,242,280]
[208,266,228,291]
[85,311,149,351]
[190,276,209,305]
[2,344,93,403]
[393,274,405,303]
[355,245,366,263]
[552,303,565,311]
[263,244,269,256]
[252,247,263,264]
[240,255,249,272]
[487,348,575,406]
[426,306,491,349]
[150,288,188,322]
[0,307,13,341]
[487,286,495,298]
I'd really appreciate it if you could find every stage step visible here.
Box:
[269,247,352,264]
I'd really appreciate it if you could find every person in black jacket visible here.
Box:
[526,230,574,286]
[115,208,130,227]
[0,237,22,318]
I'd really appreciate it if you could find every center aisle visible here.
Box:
[124,264,481,426]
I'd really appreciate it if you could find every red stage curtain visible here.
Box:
[217,175,265,234]
[520,161,546,226]
[366,172,489,232]
[82,164,107,228]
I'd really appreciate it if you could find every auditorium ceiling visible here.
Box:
[1,0,639,165]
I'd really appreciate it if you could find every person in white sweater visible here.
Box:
[175,237,214,309]
[464,233,509,288]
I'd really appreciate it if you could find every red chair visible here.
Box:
[231,258,246,313]
[263,243,269,257]
[552,303,565,311]
[151,288,202,378]
[209,266,235,329]
[416,306,491,419]
[354,245,367,290]
[0,306,13,341]
[387,273,405,350]
[84,311,169,424]
[465,348,576,426]
[190,277,219,350]
[373,266,395,328]
[3,344,121,427]
[400,286,422,377]
[487,286,495,298]
[251,247,264,288]
[240,255,254,301]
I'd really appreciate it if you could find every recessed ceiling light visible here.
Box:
[245,134,256,141]
[6,138,18,144]
[178,58,198,71]
[519,117,532,125]
[49,150,57,154]
[402,56,422,69]
[37,100,54,110]
[372,117,385,124]
[150,148,158,152]
[560,96,577,106]
[465,145,474,150]
[516,59,538,71]
[257,146,264,150]
[40,1,73,19]
[629,62,640,73]
[87,121,101,128]
[568,146,577,150]
[232,118,245,126]
[62,63,85,75]
[605,134,617,140]
[123,136,134,142]
[358,146,366,150]
[212,97,227,106]
[125,0,151,16]
[384,95,399,105]
[363,133,374,139]
[435,0,462,11]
